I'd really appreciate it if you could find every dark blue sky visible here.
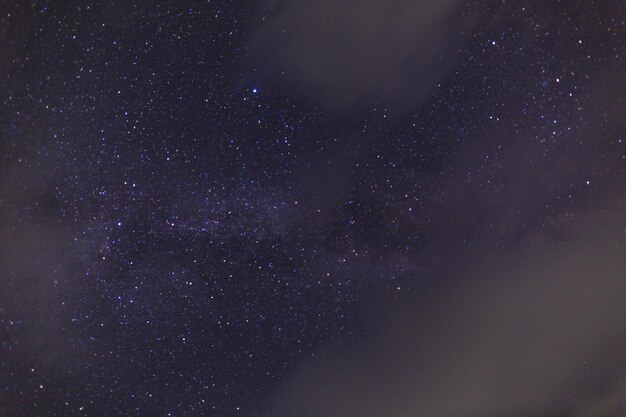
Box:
[0,1,624,416]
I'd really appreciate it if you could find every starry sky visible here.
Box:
[0,1,625,417]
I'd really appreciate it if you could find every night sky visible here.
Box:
[1,1,625,417]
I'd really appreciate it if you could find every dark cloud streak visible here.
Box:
[252,0,490,109]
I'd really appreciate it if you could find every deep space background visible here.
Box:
[0,1,625,416]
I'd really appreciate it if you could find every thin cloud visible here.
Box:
[251,0,483,109]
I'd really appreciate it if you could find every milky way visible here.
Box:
[0,2,624,416]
